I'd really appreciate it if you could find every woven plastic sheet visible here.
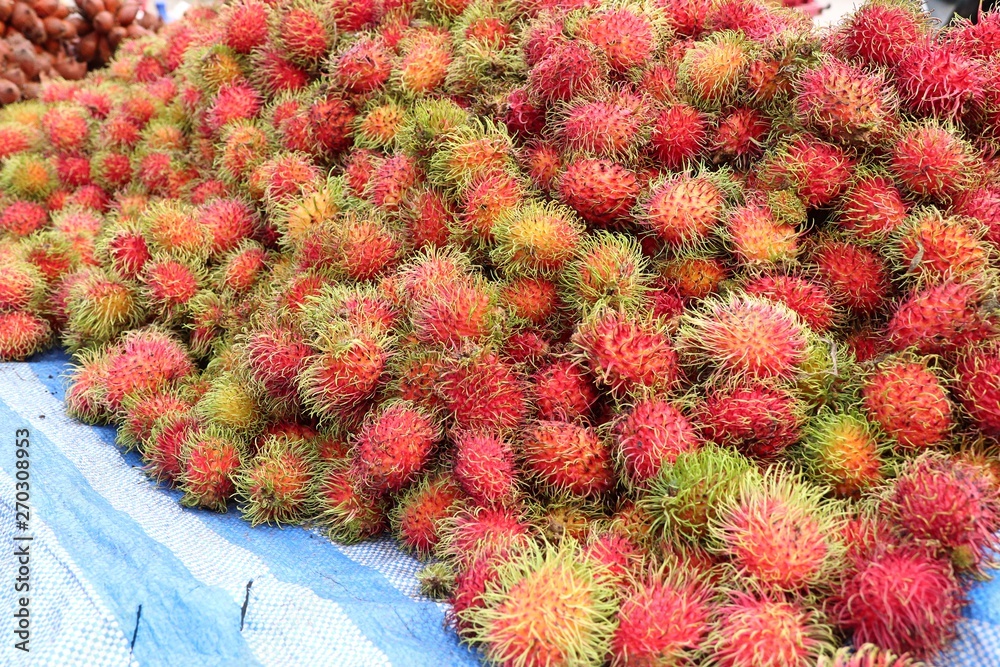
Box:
[1,350,998,666]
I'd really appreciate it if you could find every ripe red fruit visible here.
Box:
[887,453,1000,572]
[713,107,770,165]
[245,326,313,415]
[862,357,952,450]
[642,173,726,247]
[955,344,1000,438]
[890,123,975,200]
[0,310,51,361]
[811,239,890,314]
[832,544,963,659]
[895,41,984,120]
[181,428,243,511]
[710,591,830,667]
[559,158,640,227]
[611,569,713,665]
[698,383,803,460]
[531,359,598,422]
[522,420,613,497]
[440,351,528,431]
[831,1,927,66]
[615,398,700,486]
[1,201,48,236]
[837,174,908,239]
[649,104,709,170]
[887,281,995,354]
[578,7,656,71]
[453,430,519,507]
[528,41,605,103]
[796,58,892,143]
[223,0,270,54]
[353,402,439,495]
[102,329,194,413]
[573,310,679,397]
[743,274,837,332]
[336,37,392,93]
[279,6,331,63]
[393,475,464,557]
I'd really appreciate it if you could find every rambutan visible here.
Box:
[709,590,832,667]
[453,430,519,507]
[498,276,559,325]
[528,41,605,104]
[724,202,800,265]
[642,172,728,248]
[244,325,313,415]
[890,122,976,201]
[895,40,984,121]
[955,343,1000,438]
[0,310,51,361]
[832,544,963,659]
[577,6,659,71]
[464,541,616,667]
[439,350,528,431]
[195,372,261,432]
[649,103,709,170]
[562,232,649,313]
[831,0,928,67]
[811,238,891,314]
[398,33,452,95]
[610,567,713,666]
[236,436,316,526]
[862,355,952,450]
[352,401,439,495]
[0,261,44,312]
[64,270,145,349]
[523,420,613,497]
[1,201,48,237]
[141,256,201,318]
[573,309,679,397]
[743,274,837,332]
[661,255,728,300]
[837,173,909,239]
[277,4,332,65]
[757,135,854,209]
[802,411,885,497]
[392,474,464,557]
[531,359,599,422]
[298,328,386,421]
[713,107,770,165]
[697,383,804,461]
[336,37,392,94]
[207,84,262,134]
[887,280,995,354]
[796,58,893,143]
[146,411,199,483]
[818,644,923,667]
[557,93,647,158]
[222,0,270,54]
[411,276,495,349]
[894,209,990,284]
[315,461,386,543]
[180,426,244,512]
[678,31,753,108]
[439,506,531,564]
[887,453,1000,571]
[679,295,809,381]
[615,398,699,487]
[492,201,584,276]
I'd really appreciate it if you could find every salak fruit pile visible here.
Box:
[2,0,1000,664]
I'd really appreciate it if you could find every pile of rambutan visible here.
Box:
[4,0,1000,663]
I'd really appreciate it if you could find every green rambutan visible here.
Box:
[418,562,456,601]
[492,201,584,276]
[802,411,885,497]
[63,269,145,350]
[1,153,57,201]
[678,31,753,109]
[562,232,650,314]
[195,371,262,433]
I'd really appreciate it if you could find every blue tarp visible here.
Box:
[1,350,999,666]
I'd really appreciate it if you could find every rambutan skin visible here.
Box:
[862,357,952,450]
[352,402,439,495]
[522,420,614,497]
